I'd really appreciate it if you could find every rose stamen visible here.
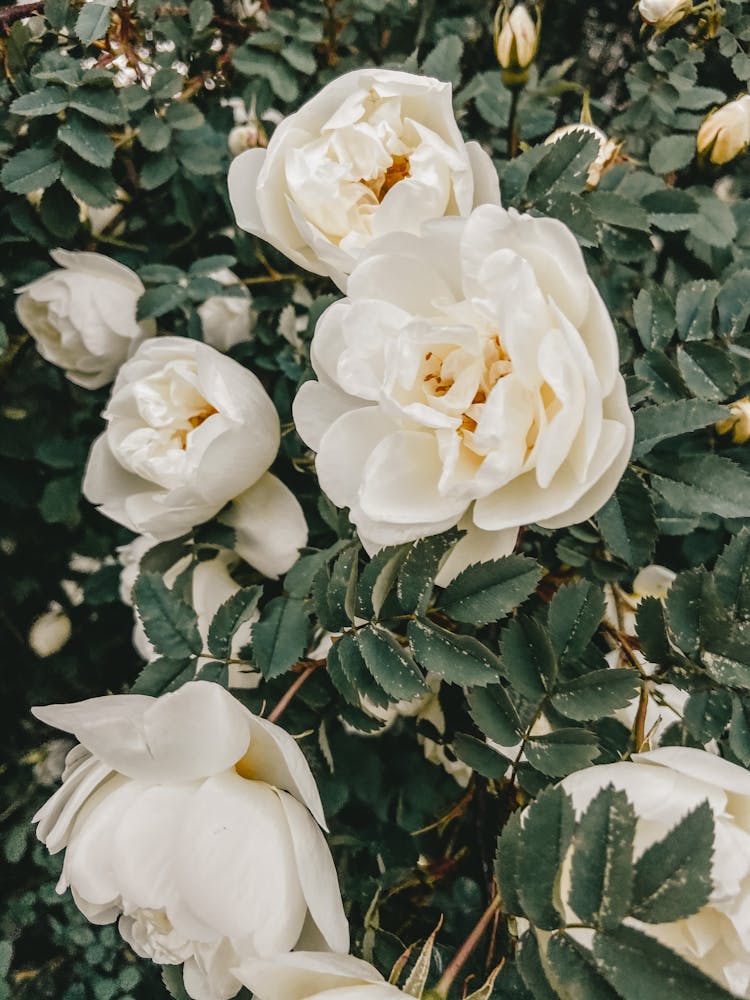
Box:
[173,402,217,449]
[362,155,411,203]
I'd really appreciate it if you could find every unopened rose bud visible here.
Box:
[28,605,71,658]
[717,397,750,444]
[544,123,621,188]
[495,3,539,85]
[697,95,750,165]
[228,121,266,157]
[638,0,692,30]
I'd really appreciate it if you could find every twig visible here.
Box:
[0,1,44,29]
[434,893,502,998]
[267,662,318,724]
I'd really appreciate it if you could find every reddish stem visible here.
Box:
[266,663,318,724]
[435,894,502,997]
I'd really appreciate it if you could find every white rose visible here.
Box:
[83,337,307,570]
[543,123,620,189]
[236,951,406,1000]
[32,681,350,1000]
[228,68,501,289]
[638,0,692,28]
[697,95,750,165]
[561,748,750,998]
[293,205,634,584]
[16,250,155,389]
[197,269,257,352]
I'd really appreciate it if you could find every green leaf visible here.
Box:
[468,684,523,745]
[548,580,605,664]
[138,114,172,152]
[546,932,623,1000]
[133,572,201,659]
[675,279,719,341]
[452,733,509,778]
[75,1,114,45]
[334,631,390,709]
[683,689,732,742]
[408,617,501,687]
[596,470,657,567]
[356,544,409,620]
[648,134,695,173]
[632,400,727,458]
[438,555,541,625]
[649,455,750,519]
[325,640,361,706]
[717,269,750,338]
[139,264,184,283]
[632,286,675,351]
[39,475,79,524]
[525,729,600,777]
[729,694,750,765]
[495,810,524,915]
[44,0,69,30]
[642,187,698,232]
[397,529,460,613]
[666,567,723,659]
[40,183,79,239]
[189,0,213,32]
[422,35,464,86]
[587,191,650,231]
[569,786,635,929]
[165,101,205,131]
[69,87,126,125]
[1,146,61,194]
[252,596,308,679]
[517,933,559,1000]
[631,801,714,923]
[60,157,118,207]
[676,343,736,401]
[232,48,299,102]
[162,964,192,1000]
[131,657,196,696]
[58,112,114,167]
[714,528,750,622]
[281,41,317,75]
[592,925,735,1000]
[206,586,262,660]
[140,152,179,189]
[690,187,737,248]
[136,284,188,320]
[551,668,640,722]
[150,68,185,101]
[527,131,599,202]
[517,786,575,929]
[501,614,557,700]
[10,86,69,117]
[357,624,427,700]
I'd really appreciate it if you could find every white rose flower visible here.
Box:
[228,68,501,289]
[561,748,750,998]
[16,250,155,389]
[293,205,634,583]
[236,951,407,1000]
[638,0,692,29]
[83,336,307,571]
[697,95,750,165]
[32,681,350,1000]
[197,269,257,352]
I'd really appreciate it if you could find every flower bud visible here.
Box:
[717,397,750,444]
[227,121,266,157]
[697,95,750,165]
[543,123,621,188]
[495,3,539,85]
[638,0,692,30]
[29,604,72,658]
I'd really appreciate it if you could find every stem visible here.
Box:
[633,682,649,751]
[267,663,318,724]
[507,88,521,159]
[435,894,502,998]
[0,1,44,28]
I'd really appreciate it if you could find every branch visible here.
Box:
[0,2,45,29]
[266,662,319,724]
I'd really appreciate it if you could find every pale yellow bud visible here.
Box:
[638,0,692,30]
[29,605,72,658]
[697,95,750,165]
[495,3,539,82]
[717,397,750,444]
[543,123,621,188]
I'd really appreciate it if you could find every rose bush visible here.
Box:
[32,681,349,1000]
[82,336,307,556]
[293,204,633,581]
[15,250,155,389]
[228,68,501,288]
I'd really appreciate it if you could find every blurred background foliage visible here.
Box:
[2,0,750,997]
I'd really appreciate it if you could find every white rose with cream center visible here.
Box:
[228,68,501,289]
[32,682,349,1000]
[292,204,634,583]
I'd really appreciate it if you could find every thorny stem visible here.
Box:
[507,88,521,159]
[0,1,44,29]
[434,893,503,998]
[633,682,649,751]
[267,663,319,724]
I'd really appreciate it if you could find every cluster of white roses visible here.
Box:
[23,65,750,1000]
